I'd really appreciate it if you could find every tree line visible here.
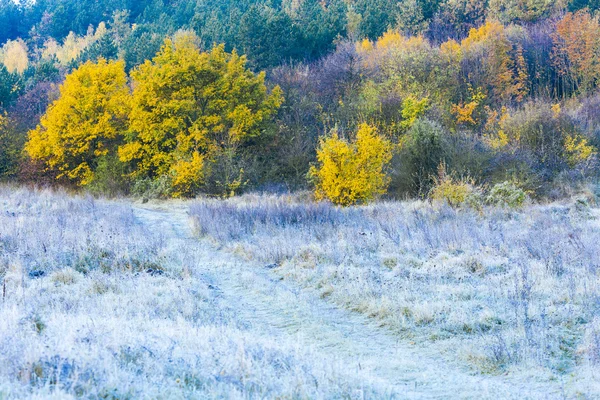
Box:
[2,2,600,203]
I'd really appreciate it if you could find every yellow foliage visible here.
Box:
[461,21,505,50]
[357,31,430,75]
[459,21,527,102]
[564,135,595,167]
[430,178,472,207]
[310,124,392,206]
[486,102,596,169]
[440,39,462,61]
[452,88,486,125]
[120,34,283,197]
[429,165,479,208]
[358,38,374,53]
[552,103,561,118]
[401,95,429,129]
[41,24,107,65]
[452,102,478,125]
[358,30,427,54]
[553,11,600,94]
[25,59,130,186]
[485,106,510,149]
[377,30,404,49]
[513,45,529,102]
[391,35,425,52]
[170,152,206,198]
[488,130,510,150]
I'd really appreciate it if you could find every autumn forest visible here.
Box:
[2,0,600,204]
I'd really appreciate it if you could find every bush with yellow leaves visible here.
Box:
[310,124,392,206]
[488,101,596,174]
[119,33,283,198]
[429,164,482,208]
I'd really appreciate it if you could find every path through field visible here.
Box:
[132,202,563,399]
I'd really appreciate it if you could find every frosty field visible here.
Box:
[1,187,600,399]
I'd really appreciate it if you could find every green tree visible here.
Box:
[236,5,302,70]
[395,119,446,196]
[0,0,24,44]
[0,113,24,179]
[295,0,347,60]
[122,25,164,71]
[77,33,119,63]
[355,0,398,39]
[0,64,21,109]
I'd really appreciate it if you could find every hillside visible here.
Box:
[2,2,600,397]
[1,1,600,201]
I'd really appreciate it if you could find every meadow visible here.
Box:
[0,187,392,399]
[2,186,600,398]
[4,1,600,398]
[190,192,600,397]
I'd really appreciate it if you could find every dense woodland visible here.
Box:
[3,0,600,202]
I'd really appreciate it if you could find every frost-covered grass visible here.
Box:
[0,187,388,399]
[4,186,600,398]
[0,187,163,278]
[190,193,600,395]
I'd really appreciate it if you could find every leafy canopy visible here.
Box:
[310,123,392,206]
[25,59,130,186]
[0,112,23,179]
[119,33,283,197]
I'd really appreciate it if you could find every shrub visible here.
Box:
[401,95,429,129]
[490,102,596,182]
[581,319,600,365]
[25,59,130,186]
[392,119,447,197]
[0,113,24,180]
[50,268,81,285]
[310,123,392,206]
[429,167,482,208]
[120,34,283,198]
[486,181,528,208]
[131,175,173,199]
[87,154,131,197]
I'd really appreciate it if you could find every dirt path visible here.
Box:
[132,201,563,399]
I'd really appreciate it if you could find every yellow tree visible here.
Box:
[119,33,283,197]
[41,24,106,66]
[513,44,529,102]
[25,59,130,186]
[310,124,393,206]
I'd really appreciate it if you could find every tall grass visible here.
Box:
[0,186,163,278]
